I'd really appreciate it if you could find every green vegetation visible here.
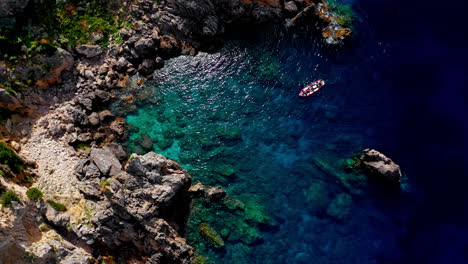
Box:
[26,187,43,201]
[23,252,38,262]
[74,143,91,151]
[192,255,209,264]
[55,0,125,48]
[327,0,356,27]
[1,190,21,207]
[0,0,131,93]
[99,178,111,190]
[0,142,24,174]
[199,222,225,248]
[46,199,67,211]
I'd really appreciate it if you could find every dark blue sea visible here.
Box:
[115,0,468,263]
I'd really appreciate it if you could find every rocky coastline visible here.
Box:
[0,0,363,263]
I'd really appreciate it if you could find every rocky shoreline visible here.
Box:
[0,0,358,263]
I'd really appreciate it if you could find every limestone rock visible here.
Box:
[138,59,156,76]
[134,37,157,58]
[0,88,24,111]
[206,187,226,201]
[90,147,122,177]
[359,149,402,186]
[284,1,299,16]
[76,44,103,58]
[71,152,193,262]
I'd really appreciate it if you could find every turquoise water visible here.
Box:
[110,0,468,262]
[113,23,411,262]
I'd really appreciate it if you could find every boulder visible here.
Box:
[155,56,165,69]
[206,187,226,201]
[0,88,23,111]
[103,143,127,162]
[98,110,115,123]
[134,37,157,58]
[75,44,103,58]
[138,133,153,151]
[158,35,182,59]
[34,48,74,89]
[138,59,156,76]
[188,182,206,197]
[284,1,299,16]
[358,149,402,186]
[90,147,122,177]
[75,159,102,180]
[88,112,100,126]
[115,57,130,72]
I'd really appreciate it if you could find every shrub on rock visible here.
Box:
[0,142,24,174]
[26,187,43,201]
[46,199,67,211]
[1,191,20,207]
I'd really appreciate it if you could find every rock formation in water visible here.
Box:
[358,149,402,186]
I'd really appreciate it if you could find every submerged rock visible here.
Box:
[326,193,353,221]
[358,149,402,186]
[199,222,225,248]
[206,187,226,201]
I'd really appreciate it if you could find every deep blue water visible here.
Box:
[116,0,468,263]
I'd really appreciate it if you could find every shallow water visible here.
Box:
[115,0,468,263]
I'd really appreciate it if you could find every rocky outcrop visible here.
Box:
[286,0,351,44]
[60,151,193,263]
[0,201,92,264]
[0,88,24,111]
[358,149,402,186]
[75,45,103,59]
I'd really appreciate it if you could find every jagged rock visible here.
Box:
[158,35,182,59]
[284,1,299,15]
[0,202,92,264]
[118,28,132,40]
[34,48,75,89]
[75,159,102,180]
[155,57,165,69]
[95,89,111,103]
[206,187,226,201]
[134,38,157,58]
[98,110,115,123]
[71,152,192,262]
[88,112,100,126]
[0,88,24,111]
[76,95,94,112]
[75,44,103,58]
[109,118,126,137]
[188,182,206,196]
[116,57,130,72]
[44,203,71,227]
[60,105,88,126]
[358,149,402,186]
[139,59,156,76]
[90,147,122,177]
[103,143,127,162]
